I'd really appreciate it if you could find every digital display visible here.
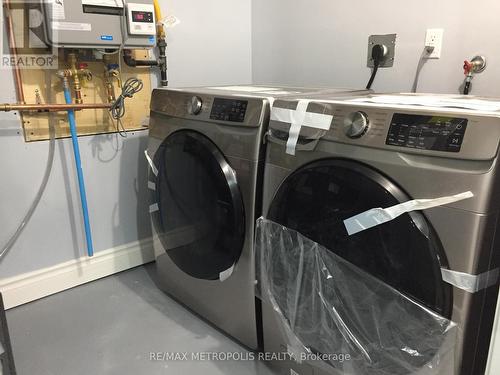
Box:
[386,114,467,152]
[132,11,153,23]
[210,98,248,122]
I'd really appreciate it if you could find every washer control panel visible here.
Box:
[209,98,248,122]
[386,113,468,152]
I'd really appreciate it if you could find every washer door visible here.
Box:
[267,159,453,317]
[151,130,245,280]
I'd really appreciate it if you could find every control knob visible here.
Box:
[343,111,369,138]
[189,96,203,115]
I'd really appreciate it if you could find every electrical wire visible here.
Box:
[366,63,379,90]
[411,49,431,93]
[366,44,386,90]
[109,77,144,137]
[95,48,120,55]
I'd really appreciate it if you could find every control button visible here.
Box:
[189,96,203,115]
[344,111,369,139]
[449,135,463,146]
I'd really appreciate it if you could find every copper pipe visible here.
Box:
[1,103,111,112]
[4,0,25,103]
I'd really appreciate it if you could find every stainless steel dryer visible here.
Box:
[147,85,368,349]
[261,94,500,374]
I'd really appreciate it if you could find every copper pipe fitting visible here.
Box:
[67,53,83,104]
[102,55,116,103]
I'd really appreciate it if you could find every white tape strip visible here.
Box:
[149,203,159,213]
[286,100,308,156]
[344,191,474,236]
[148,181,156,191]
[270,107,333,131]
[144,150,158,176]
[219,264,235,282]
[270,100,333,156]
[441,268,499,293]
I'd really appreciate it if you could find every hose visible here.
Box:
[0,122,55,261]
[464,79,471,95]
[63,85,94,257]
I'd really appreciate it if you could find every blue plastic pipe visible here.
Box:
[63,87,94,257]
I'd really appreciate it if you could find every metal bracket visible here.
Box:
[367,34,397,68]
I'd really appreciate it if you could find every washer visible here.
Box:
[147,85,368,349]
[261,94,500,374]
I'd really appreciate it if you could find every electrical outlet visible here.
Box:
[367,34,397,67]
[424,28,444,59]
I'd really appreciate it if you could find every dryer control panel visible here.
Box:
[150,90,266,128]
[210,98,248,122]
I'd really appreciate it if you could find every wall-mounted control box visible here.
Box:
[35,0,156,48]
[127,3,155,35]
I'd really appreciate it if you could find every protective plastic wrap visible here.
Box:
[256,217,457,375]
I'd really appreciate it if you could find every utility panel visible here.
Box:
[38,0,156,48]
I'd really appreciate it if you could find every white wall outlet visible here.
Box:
[424,28,444,59]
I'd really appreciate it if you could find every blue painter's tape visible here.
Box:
[100,35,113,41]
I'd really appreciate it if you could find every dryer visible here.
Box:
[146,85,368,349]
[260,94,500,374]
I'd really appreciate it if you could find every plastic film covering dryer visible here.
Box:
[255,217,458,375]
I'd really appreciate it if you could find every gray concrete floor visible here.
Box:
[6,264,276,375]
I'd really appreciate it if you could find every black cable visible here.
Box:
[110,77,144,137]
[366,44,386,90]
[366,62,379,90]
[464,80,471,95]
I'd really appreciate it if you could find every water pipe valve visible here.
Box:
[462,55,486,95]
[463,60,473,76]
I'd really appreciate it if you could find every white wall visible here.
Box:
[0,0,252,279]
[252,0,500,96]
[159,0,252,87]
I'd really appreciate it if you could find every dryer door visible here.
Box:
[151,130,245,280]
[267,158,453,318]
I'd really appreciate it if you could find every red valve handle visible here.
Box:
[463,60,473,75]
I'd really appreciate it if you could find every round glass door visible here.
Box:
[151,130,245,280]
[267,158,453,317]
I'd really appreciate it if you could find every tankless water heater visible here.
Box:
[36,0,156,48]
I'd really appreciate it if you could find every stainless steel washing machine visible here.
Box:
[260,94,500,374]
[147,85,368,349]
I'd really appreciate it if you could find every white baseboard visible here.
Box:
[0,238,156,310]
